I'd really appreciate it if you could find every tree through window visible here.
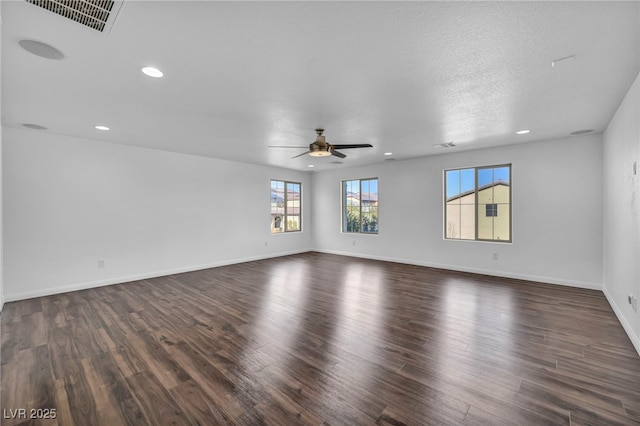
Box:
[343,178,378,234]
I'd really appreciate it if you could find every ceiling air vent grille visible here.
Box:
[25,0,119,32]
[433,142,457,148]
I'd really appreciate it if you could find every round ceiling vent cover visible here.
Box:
[18,39,64,60]
[22,123,48,130]
[570,129,594,136]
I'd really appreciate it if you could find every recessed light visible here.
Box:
[516,130,530,135]
[18,39,64,60]
[142,67,163,78]
[384,152,393,156]
[22,123,48,130]
[95,125,110,131]
[308,164,314,168]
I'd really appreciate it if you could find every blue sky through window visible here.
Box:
[345,178,378,198]
[447,166,509,198]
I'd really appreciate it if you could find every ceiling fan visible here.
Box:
[269,129,373,159]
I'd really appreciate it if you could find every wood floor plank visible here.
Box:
[80,357,131,426]
[1,321,19,365]
[162,340,254,419]
[463,405,521,426]
[2,252,639,425]
[84,350,146,425]
[518,377,628,420]
[32,345,57,413]
[125,371,190,426]
[169,379,236,425]
[60,360,100,425]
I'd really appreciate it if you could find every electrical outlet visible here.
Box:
[264,241,268,247]
[630,294,638,312]
[492,253,499,260]
[97,259,106,268]
[352,240,356,246]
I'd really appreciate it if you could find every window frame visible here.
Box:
[270,179,302,234]
[444,164,512,243]
[342,177,379,234]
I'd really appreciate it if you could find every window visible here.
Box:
[343,178,378,234]
[486,204,498,217]
[445,164,511,242]
[270,180,301,233]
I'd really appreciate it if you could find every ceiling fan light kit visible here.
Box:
[309,144,332,157]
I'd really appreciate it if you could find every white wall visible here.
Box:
[3,128,312,301]
[4,93,635,359]
[312,134,603,289]
[603,73,640,354]
[0,8,4,313]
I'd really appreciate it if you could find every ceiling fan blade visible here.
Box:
[269,145,309,148]
[291,151,310,159]
[330,144,373,149]
[331,150,347,159]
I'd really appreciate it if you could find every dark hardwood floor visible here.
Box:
[1,252,639,425]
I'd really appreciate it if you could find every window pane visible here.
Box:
[362,179,378,233]
[277,181,285,214]
[271,180,284,233]
[446,169,475,239]
[459,191,476,206]
[346,180,359,204]
[460,168,475,195]
[346,207,359,232]
[445,170,461,204]
[362,206,378,233]
[478,168,493,188]
[477,204,494,239]
[344,180,359,233]
[478,166,510,240]
[446,204,461,238]
[494,203,510,241]
[459,204,476,239]
[271,180,283,215]
[272,214,283,233]
[287,215,300,232]
[494,177,510,204]
[362,179,370,201]
[286,183,300,215]
[494,166,510,184]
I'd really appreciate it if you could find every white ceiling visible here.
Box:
[2,1,639,171]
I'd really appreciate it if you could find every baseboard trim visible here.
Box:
[603,286,640,356]
[3,249,310,303]
[3,248,603,302]
[312,248,602,290]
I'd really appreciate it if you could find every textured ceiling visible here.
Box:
[2,1,639,171]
